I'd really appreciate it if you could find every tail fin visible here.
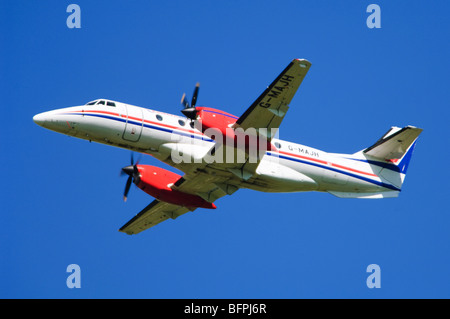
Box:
[330,126,422,199]
[363,125,423,174]
[357,125,422,192]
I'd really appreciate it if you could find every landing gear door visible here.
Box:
[123,104,143,142]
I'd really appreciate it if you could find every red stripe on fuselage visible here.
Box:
[276,150,377,177]
[67,109,204,137]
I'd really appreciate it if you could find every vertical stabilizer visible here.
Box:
[334,126,423,198]
[363,126,423,189]
[363,126,423,168]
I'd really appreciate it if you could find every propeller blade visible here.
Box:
[121,153,142,202]
[123,176,132,202]
[135,155,141,166]
[191,82,200,107]
[181,93,190,109]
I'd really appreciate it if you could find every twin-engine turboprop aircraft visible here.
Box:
[33,59,423,234]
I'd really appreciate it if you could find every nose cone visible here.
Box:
[33,112,48,127]
[33,106,84,135]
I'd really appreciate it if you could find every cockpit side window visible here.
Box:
[97,100,105,105]
[106,101,116,107]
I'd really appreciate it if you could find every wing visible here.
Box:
[119,173,238,235]
[172,169,239,202]
[119,200,192,235]
[233,58,311,139]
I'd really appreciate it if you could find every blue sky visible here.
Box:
[1,0,449,298]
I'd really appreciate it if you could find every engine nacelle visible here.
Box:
[194,107,237,139]
[194,107,275,153]
[135,165,216,209]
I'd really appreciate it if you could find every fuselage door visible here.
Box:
[123,104,143,142]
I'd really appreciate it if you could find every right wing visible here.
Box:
[210,59,311,180]
[119,200,192,235]
[233,58,311,139]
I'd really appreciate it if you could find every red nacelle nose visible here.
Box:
[195,107,238,137]
[195,107,277,152]
[136,165,216,209]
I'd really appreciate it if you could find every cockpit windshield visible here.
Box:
[85,99,116,107]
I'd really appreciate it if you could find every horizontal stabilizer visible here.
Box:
[329,191,400,199]
[363,126,423,162]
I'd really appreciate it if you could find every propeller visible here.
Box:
[121,153,140,202]
[181,82,200,120]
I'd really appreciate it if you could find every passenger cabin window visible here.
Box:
[178,119,185,126]
[107,101,116,107]
[274,142,281,149]
[156,114,163,121]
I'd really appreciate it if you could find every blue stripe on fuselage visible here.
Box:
[64,112,214,142]
[267,152,400,191]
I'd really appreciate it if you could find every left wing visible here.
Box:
[119,200,191,235]
[119,172,238,234]
[233,59,311,139]
[172,169,239,202]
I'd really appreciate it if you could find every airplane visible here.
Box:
[33,59,423,235]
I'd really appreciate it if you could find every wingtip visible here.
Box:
[118,228,134,235]
[294,58,311,67]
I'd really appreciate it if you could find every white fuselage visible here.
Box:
[33,100,400,196]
